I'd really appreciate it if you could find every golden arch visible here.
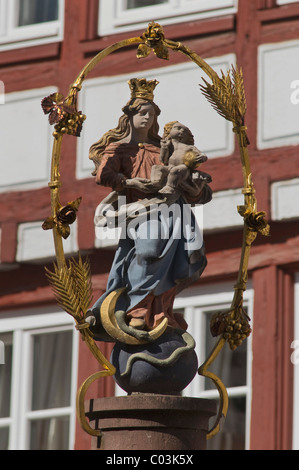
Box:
[44,22,269,440]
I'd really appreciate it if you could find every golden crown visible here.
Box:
[128,78,159,101]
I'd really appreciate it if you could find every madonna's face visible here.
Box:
[132,103,155,131]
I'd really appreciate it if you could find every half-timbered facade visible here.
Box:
[0,0,299,450]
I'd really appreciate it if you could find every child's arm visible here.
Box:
[159,138,172,164]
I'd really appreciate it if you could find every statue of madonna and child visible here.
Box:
[86,78,213,394]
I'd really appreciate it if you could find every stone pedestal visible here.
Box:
[85,394,217,450]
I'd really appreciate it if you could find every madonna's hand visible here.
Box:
[125,177,156,193]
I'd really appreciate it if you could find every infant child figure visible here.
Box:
[151,121,211,198]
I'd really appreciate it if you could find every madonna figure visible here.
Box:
[87,78,212,343]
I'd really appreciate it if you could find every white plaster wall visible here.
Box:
[202,188,243,231]
[0,87,56,193]
[276,0,298,4]
[258,39,299,149]
[271,178,299,220]
[16,221,78,262]
[77,54,236,180]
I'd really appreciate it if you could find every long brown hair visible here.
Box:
[89,98,161,175]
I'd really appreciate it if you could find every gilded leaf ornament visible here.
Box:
[45,255,93,324]
[139,21,169,60]
[42,197,82,240]
[41,92,86,137]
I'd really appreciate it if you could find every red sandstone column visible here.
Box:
[85,394,217,451]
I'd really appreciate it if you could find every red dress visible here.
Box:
[93,142,210,331]
[96,142,161,202]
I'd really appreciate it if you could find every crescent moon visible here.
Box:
[100,288,168,345]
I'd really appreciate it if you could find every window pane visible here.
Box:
[0,427,9,450]
[30,416,69,450]
[18,0,59,26]
[204,311,247,390]
[0,333,13,419]
[126,0,168,9]
[31,331,72,411]
[207,396,246,450]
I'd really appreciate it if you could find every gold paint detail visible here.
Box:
[42,197,82,240]
[100,289,168,345]
[76,368,116,438]
[41,92,86,138]
[138,22,169,60]
[45,255,93,323]
[45,255,116,435]
[198,338,228,439]
[128,77,159,101]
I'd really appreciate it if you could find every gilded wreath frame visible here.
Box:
[42,22,270,441]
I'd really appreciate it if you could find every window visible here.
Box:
[18,0,59,26]
[176,283,253,450]
[98,0,238,36]
[0,0,64,51]
[0,308,78,450]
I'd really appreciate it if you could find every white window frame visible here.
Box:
[176,281,253,450]
[98,0,238,36]
[0,307,78,450]
[277,0,299,5]
[0,0,64,52]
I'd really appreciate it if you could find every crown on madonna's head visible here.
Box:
[128,78,159,101]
